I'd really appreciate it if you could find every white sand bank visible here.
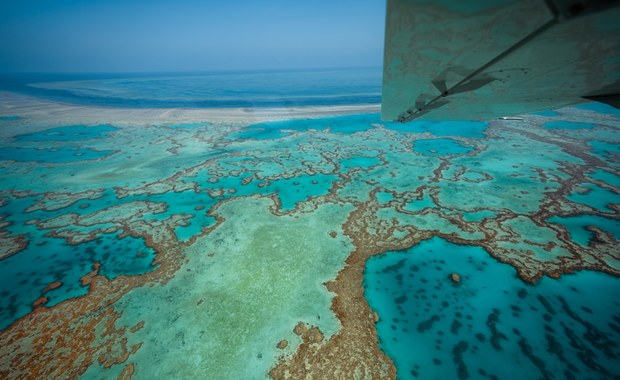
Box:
[0,91,380,125]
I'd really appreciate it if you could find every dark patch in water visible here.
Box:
[563,369,577,380]
[557,296,617,360]
[382,258,407,273]
[416,315,441,333]
[561,322,610,376]
[546,333,566,363]
[517,335,551,379]
[581,306,592,314]
[608,322,620,335]
[452,340,469,380]
[537,295,556,315]
[486,309,507,351]
[451,319,463,335]
[395,295,408,304]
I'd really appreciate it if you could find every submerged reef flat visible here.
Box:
[0,96,619,379]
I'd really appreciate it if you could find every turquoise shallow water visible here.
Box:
[230,115,488,141]
[13,124,118,142]
[575,102,620,116]
[161,122,210,129]
[0,116,20,121]
[0,146,115,162]
[549,215,620,246]
[590,169,620,187]
[590,141,620,159]
[229,113,379,140]
[385,120,487,138]
[461,210,496,222]
[567,183,618,213]
[0,193,158,329]
[532,110,560,117]
[0,232,156,327]
[542,121,595,130]
[413,138,474,156]
[0,190,161,328]
[364,237,620,379]
[340,155,382,171]
[402,194,435,212]
[0,124,118,162]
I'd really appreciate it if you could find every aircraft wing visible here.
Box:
[381,0,620,121]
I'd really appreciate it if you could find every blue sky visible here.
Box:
[0,0,385,73]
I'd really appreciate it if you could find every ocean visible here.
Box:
[0,68,619,379]
[0,67,381,108]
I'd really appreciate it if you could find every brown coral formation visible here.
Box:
[0,217,28,260]
[24,189,104,212]
[0,202,195,379]
[118,363,135,380]
[450,272,461,283]
[1,264,138,379]
[270,201,433,379]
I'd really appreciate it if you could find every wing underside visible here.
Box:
[382,0,620,121]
